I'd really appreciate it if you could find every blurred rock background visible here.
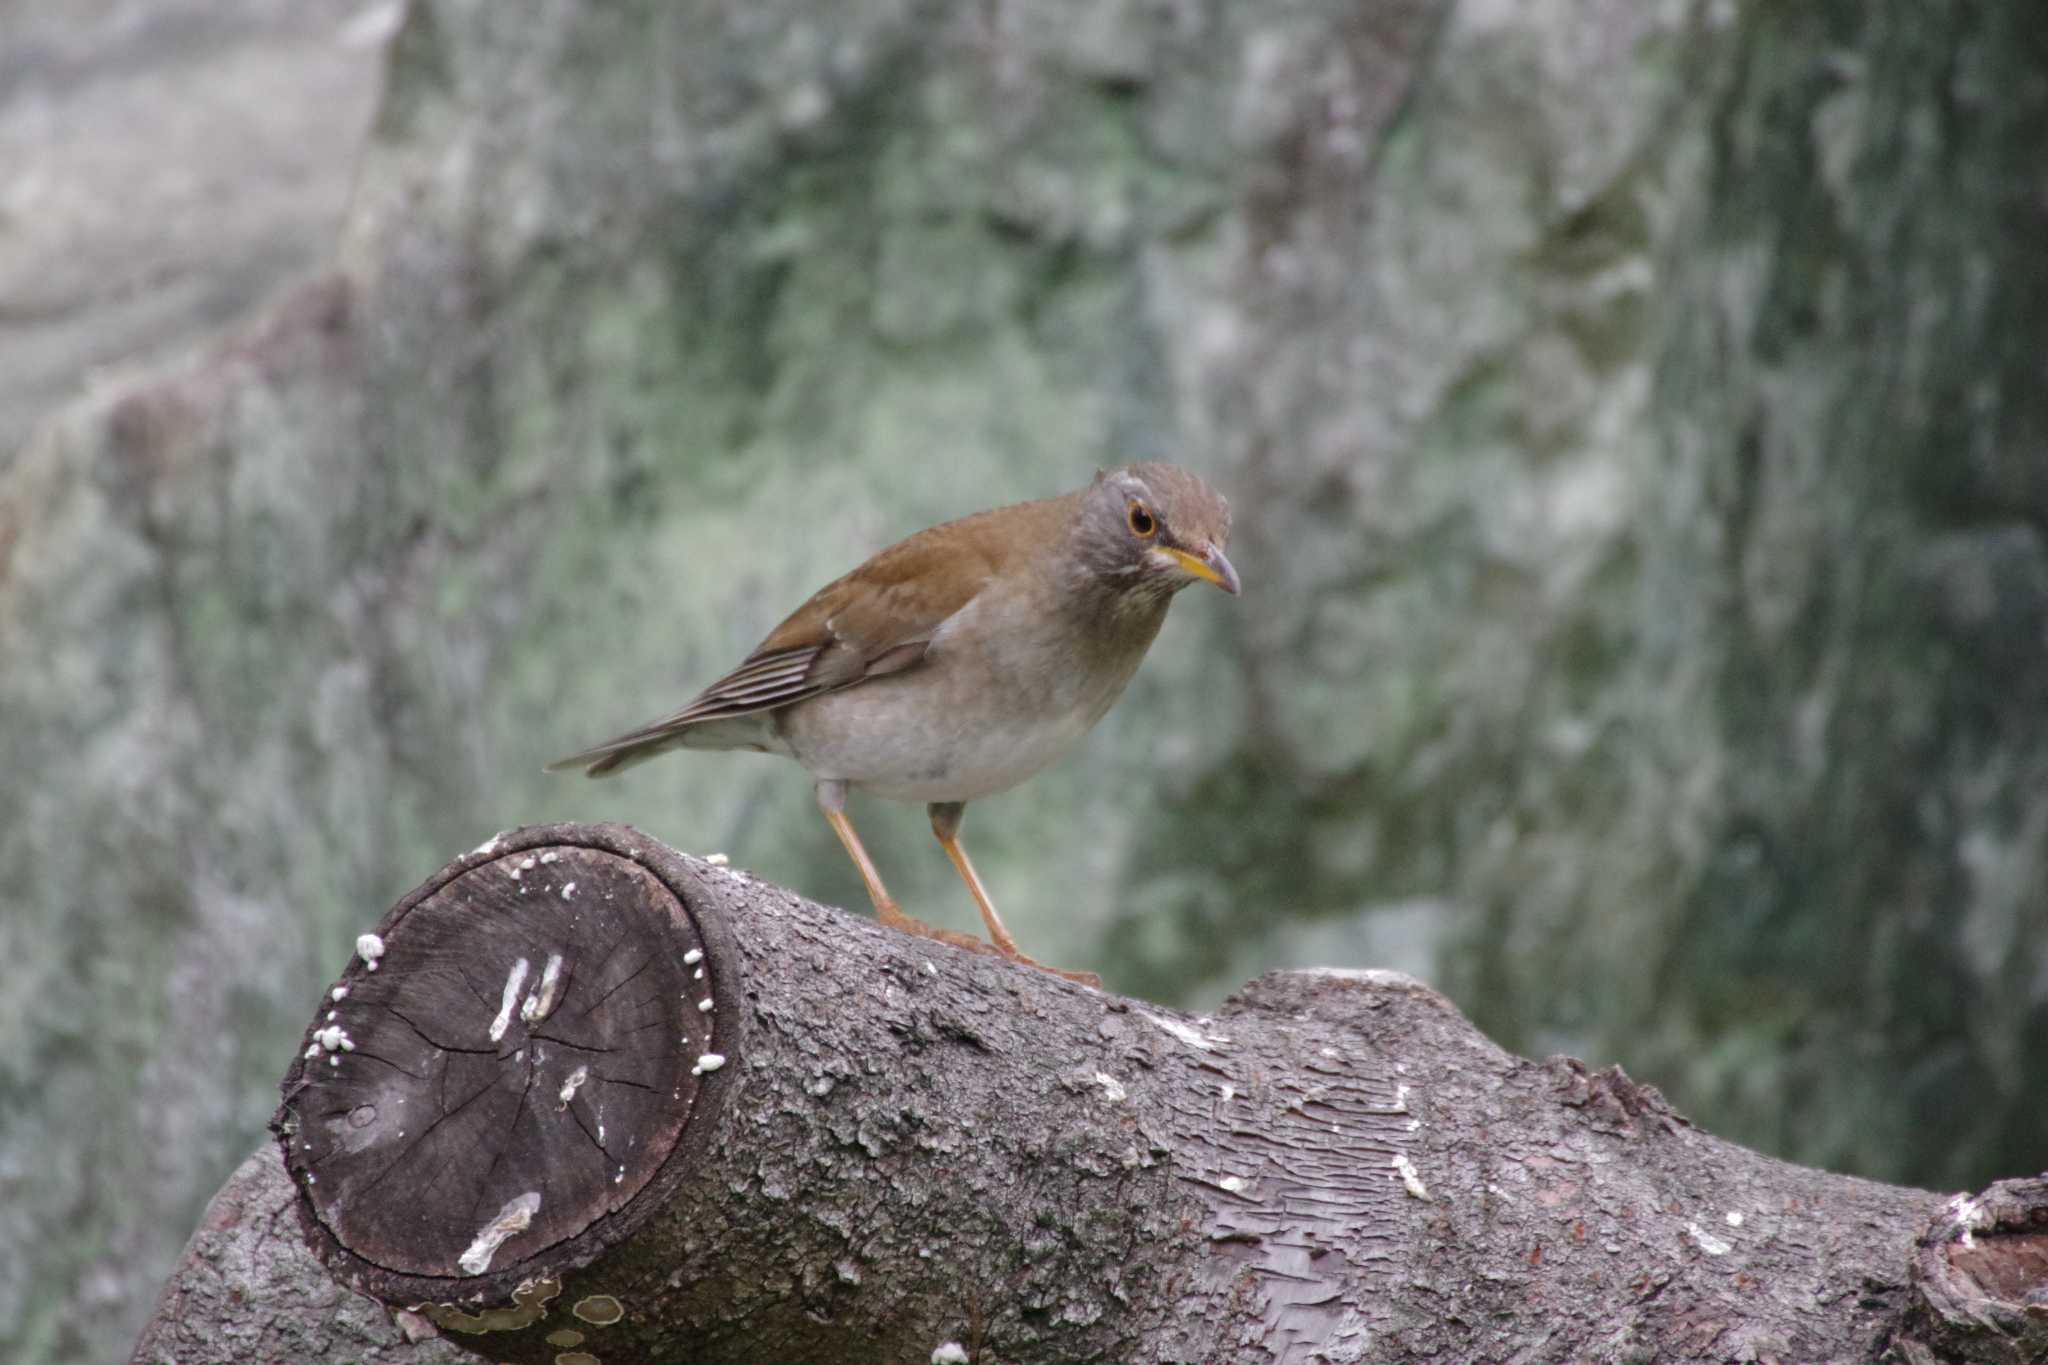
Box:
[4,2,2043,1362]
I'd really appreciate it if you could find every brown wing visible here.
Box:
[547,493,1072,777]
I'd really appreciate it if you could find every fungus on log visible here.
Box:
[130,823,2048,1364]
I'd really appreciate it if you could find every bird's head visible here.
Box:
[1075,463,1240,602]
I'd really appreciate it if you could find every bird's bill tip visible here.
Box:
[1163,543,1242,596]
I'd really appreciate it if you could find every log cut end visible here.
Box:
[272,823,738,1309]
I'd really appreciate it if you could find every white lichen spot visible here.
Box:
[328,1055,340,1067]
[1139,1010,1228,1052]
[326,1010,337,1022]
[697,997,714,1013]
[693,967,703,980]
[706,852,729,866]
[458,1192,541,1275]
[1725,1211,1745,1228]
[539,851,560,865]
[1320,1047,1339,1059]
[314,1025,354,1052]
[356,933,385,970]
[521,953,565,1023]
[1949,1192,1990,1247]
[558,1065,589,1108]
[931,1343,970,1364]
[1219,1083,1236,1102]
[1392,1083,1412,1112]
[470,831,506,857]
[682,948,704,965]
[1217,1175,1247,1194]
[490,957,531,1042]
[330,985,349,1002]
[691,1052,726,1075]
[923,960,938,976]
[303,1044,321,1061]
[1092,1072,1126,1103]
[560,881,577,900]
[1393,1153,1431,1201]
[1686,1221,1732,1256]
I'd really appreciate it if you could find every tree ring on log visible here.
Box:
[271,823,740,1307]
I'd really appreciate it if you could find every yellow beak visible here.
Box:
[1163,543,1242,596]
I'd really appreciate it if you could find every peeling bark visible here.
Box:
[135,825,2047,1364]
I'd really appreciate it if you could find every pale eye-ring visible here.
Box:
[1126,501,1157,538]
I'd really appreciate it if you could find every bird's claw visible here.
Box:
[875,902,1100,988]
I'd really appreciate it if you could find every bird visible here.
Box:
[548,463,1239,986]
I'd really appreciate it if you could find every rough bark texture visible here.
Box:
[11,3,2048,1362]
[134,829,2047,1364]
[126,1145,467,1365]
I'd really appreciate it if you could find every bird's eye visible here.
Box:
[1127,502,1157,538]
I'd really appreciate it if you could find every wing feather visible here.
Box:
[550,490,1078,778]
[544,645,827,774]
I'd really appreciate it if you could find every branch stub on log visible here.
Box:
[271,823,740,1308]
[1907,1175,2048,1363]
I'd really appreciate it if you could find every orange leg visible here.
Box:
[929,802,1101,988]
[816,782,987,956]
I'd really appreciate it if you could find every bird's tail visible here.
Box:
[543,733,674,778]
[546,712,774,777]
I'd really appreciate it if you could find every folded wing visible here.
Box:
[546,503,1040,777]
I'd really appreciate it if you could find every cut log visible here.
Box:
[272,824,739,1312]
[129,823,2048,1363]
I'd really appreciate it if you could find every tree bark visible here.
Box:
[135,824,2048,1364]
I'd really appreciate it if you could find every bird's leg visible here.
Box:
[928,802,1102,988]
[925,802,1027,956]
[815,781,988,956]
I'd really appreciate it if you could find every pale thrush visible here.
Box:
[550,463,1239,985]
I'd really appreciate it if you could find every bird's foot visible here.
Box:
[874,901,1101,988]
[1007,955,1103,990]
[874,900,1001,957]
